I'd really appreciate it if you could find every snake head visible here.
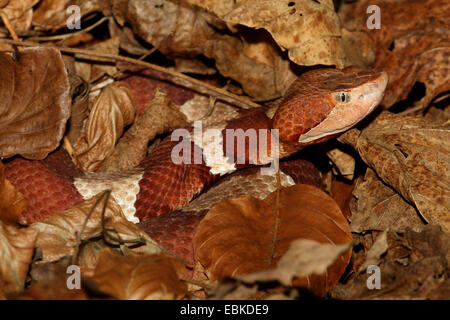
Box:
[273,67,388,144]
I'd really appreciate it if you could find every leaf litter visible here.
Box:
[0,0,448,300]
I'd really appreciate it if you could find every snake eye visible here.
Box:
[335,92,350,103]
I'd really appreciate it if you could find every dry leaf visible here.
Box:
[193,184,352,296]
[32,0,100,31]
[0,221,38,294]
[89,248,187,300]
[126,0,296,100]
[66,74,90,145]
[0,47,71,160]
[30,192,162,263]
[237,239,352,286]
[340,0,450,108]
[73,82,136,172]
[24,256,89,300]
[340,112,450,233]
[350,168,425,233]
[75,37,121,82]
[0,161,27,223]
[1,0,37,30]
[99,87,187,173]
[332,226,450,299]
[219,0,346,67]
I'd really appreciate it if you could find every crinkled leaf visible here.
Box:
[340,112,450,233]
[30,192,162,263]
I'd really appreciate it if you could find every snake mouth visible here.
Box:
[297,71,388,144]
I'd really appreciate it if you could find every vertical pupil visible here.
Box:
[341,93,346,102]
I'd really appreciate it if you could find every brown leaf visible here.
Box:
[89,248,187,300]
[0,221,38,294]
[99,87,187,173]
[126,0,296,100]
[0,47,71,160]
[350,168,425,233]
[237,239,352,286]
[73,82,136,172]
[0,161,28,223]
[24,256,89,300]
[331,225,450,299]
[340,112,450,233]
[193,184,352,296]
[219,0,347,68]
[32,0,100,31]
[1,0,37,30]
[340,0,450,108]
[30,192,162,263]
[75,37,120,82]
[66,74,90,145]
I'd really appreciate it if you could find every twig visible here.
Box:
[0,10,21,51]
[72,190,112,265]
[111,47,158,79]
[27,16,109,42]
[0,38,261,109]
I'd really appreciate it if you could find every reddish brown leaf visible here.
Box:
[193,184,352,296]
[0,47,71,159]
[340,0,450,108]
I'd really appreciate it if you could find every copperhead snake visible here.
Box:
[3,66,388,261]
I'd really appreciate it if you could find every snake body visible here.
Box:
[4,66,388,259]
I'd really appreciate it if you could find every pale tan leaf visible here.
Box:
[237,239,352,286]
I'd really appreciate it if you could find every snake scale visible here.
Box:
[3,66,388,261]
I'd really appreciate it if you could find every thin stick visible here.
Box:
[111,47,158,79]
[0,38,260,109]
[0,10,21,51]
[271,162,281,260]
[27,16,109,42]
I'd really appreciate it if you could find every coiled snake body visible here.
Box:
[4,66,388,260]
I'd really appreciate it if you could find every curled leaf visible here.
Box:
[73,82,136,172]
[99,88,187,173]
[0,47,71,159]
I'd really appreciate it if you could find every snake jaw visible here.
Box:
[274,68,388,144]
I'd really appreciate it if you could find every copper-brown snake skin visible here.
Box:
[4,66,388,261]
